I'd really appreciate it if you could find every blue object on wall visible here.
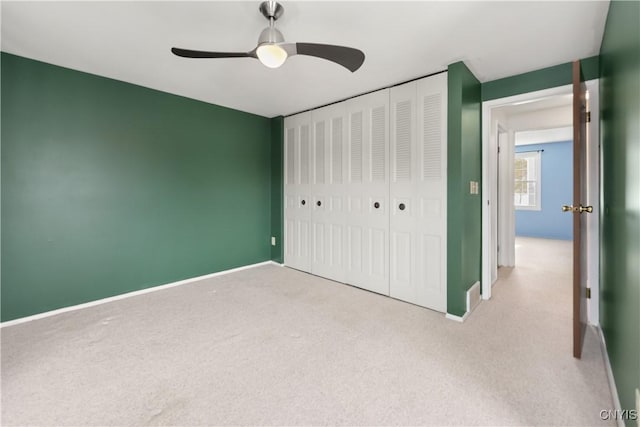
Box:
[515,141,573,240]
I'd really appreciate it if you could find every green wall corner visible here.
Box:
[447,61,482,316]
[270,116,284,263]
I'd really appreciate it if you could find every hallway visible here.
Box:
[498,236,573,325]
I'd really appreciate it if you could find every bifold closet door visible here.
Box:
[284,112,312,272]
[310,103,347,282]
[390,82,417,305]
[344,89,390,295]
[389,73,447,312]
[415,74,447,312]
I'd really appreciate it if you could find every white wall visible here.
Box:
[515,127,573,145]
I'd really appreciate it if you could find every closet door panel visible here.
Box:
[284,113,312,272]
[345,89,389,295]
[415,73,447,312]
[365,100,390,294]
[310,103,347,283]
[389,74,447,312]
[369,228,386,279]
[390,81,418,303]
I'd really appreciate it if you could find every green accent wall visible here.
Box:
[482,55,600,101]
[447,62,482,316]
[599,0,640,419]
[1,52,273,322]
[270,116,284,263]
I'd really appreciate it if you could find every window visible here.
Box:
[514,151,541,210]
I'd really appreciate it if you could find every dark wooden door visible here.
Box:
[572,60,589,359]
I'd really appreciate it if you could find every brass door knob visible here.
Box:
[562,204,593,213]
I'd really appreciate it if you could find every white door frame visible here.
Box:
[493,125,508,282]
[481,80,600,325]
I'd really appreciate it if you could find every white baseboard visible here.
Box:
[467,281,481,312]
[1,260,278,328]
[596,326,625,427]
[446,281,482,323]
[445,312,469,323]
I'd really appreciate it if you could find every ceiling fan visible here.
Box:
[171,1,365,72]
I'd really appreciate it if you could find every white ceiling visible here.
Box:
[494,93,573,133]
[1,1,610,118]
[515,127,573,145]
[495,94,574,116]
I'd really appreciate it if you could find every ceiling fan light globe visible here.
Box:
[256,44,288,68]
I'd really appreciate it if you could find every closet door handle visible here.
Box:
[398,203,406,211]
[301,200,306,206]
[374,202,380,209]
[317,200,322,207]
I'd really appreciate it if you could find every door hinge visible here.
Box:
[586,111,591,123]
[586,287,591,299]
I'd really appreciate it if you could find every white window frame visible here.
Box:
[514,150,541,211]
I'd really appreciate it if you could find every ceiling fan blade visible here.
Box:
[293,43,365,72]
[171,48,255,59]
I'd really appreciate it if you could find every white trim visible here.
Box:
[466,281,481,313]
[514,150,542,211]
[445,312,469,323]
[447,281,482,323]
[584,79,601,327]
[1,261,277,328]
[499,129,516,268]
[597,326,624,427]
[515,127,573,145]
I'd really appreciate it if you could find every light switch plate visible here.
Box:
[469,181,479,195]
[271,237,276,246]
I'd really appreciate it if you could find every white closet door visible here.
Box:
[284,112,312,272]
[310,103,347,282]
[390,81,418,304]
[415,73,447,312]
[345,89,390,295]
[390,74,447,312]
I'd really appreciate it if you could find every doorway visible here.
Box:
[481,81,600,326]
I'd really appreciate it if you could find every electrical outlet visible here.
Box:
[271,236,276,246]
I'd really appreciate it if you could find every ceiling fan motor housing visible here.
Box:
[258,26,285,45]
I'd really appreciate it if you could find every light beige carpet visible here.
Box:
[1,237,614,426]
